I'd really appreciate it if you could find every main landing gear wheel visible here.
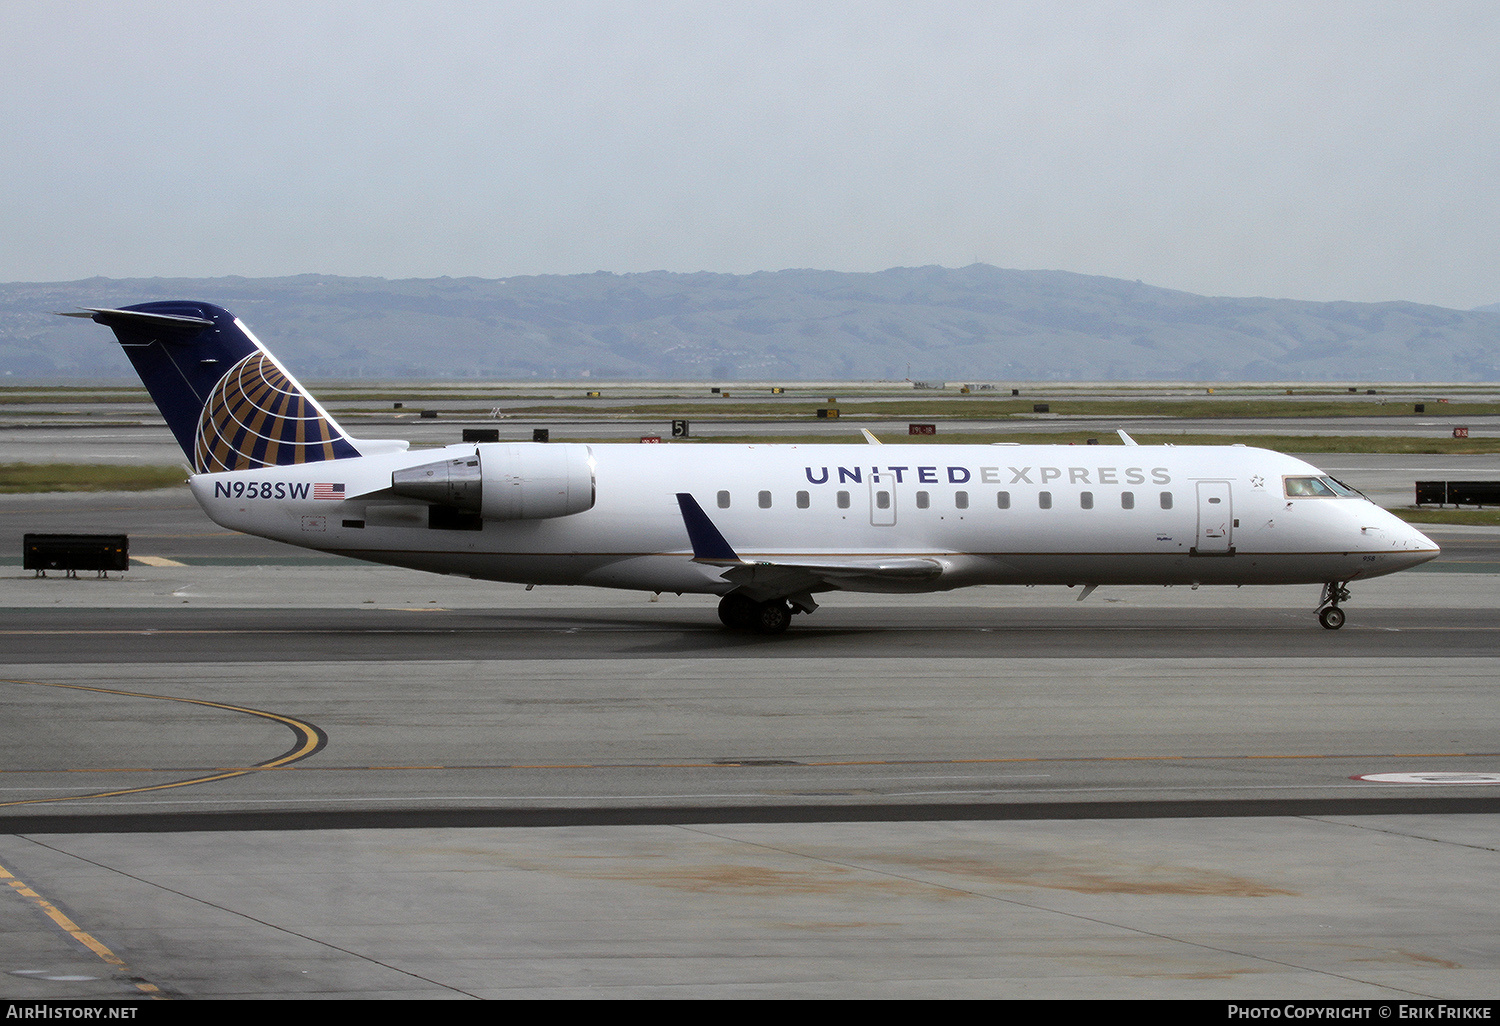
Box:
[718,593,758,630]
[1317,582,1351,630]
[752,599,792,635]
[717,594,793,634]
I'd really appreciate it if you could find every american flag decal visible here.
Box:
[313,482,345,500]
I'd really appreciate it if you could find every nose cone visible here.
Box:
[1398,519,1440,555]
[1367,508,1441,573]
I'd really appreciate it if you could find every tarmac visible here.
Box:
[0,428,1497,1000]
[1,507,1498,999]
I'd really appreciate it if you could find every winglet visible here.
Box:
[1117,429,1138,446]
[861,428,882,445]
[675,493,741,563]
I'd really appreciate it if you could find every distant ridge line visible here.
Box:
[8,266,1500,381]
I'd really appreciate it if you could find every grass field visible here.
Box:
[5,383,1497,420]
[1389,508,1500,527]
[0,463,186,493]
[489,398,1500,420]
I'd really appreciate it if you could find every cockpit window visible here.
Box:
[1284,476,1355,498]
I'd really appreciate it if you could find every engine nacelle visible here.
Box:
[389,443,595,521]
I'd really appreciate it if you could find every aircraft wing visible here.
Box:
[714,556,944,600]
[674,492,944,602]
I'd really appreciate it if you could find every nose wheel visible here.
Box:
[1317,582,1351,630]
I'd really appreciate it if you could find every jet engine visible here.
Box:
[389,443,595,521]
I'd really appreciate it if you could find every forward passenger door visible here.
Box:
[1194,480,1233,555]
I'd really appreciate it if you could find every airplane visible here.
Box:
[64,301,1440,633]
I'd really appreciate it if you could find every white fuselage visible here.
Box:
[189,442,1439,595]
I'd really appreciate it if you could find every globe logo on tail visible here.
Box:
[194,352,353,472]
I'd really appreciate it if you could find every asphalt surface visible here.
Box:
[2,451,1499,998]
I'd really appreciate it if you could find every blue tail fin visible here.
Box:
[65,302,361,473]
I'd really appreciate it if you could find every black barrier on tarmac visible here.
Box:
[23,533,129,576]
[1416,480,1500,506]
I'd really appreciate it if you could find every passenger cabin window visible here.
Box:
[916,491,930,509]
[837,490,851,509]
[996,491,1010,509]
[758,490,772,509]
[1039,491,1052,509]
[1159,491,1173,509]
[955,491,968,509]
[1080,491,1093,510]
[717,490,731,509]
[796,490,810,509]
[1121,491,1134,509]
[875,490,891,510]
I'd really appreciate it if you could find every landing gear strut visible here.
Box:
[718,594,793,634]
[1317,582,1350,630]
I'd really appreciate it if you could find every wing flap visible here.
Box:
[718,556,943,599]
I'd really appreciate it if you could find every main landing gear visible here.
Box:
[1317,582,1351,630]
[718,593,793,635]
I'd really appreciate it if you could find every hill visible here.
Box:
[3,266,1498,381]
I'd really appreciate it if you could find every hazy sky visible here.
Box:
[5,1,1498,308]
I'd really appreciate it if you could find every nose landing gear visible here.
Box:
[1317,582,1351,630]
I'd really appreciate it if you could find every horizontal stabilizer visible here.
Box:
[59,307,214,334]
